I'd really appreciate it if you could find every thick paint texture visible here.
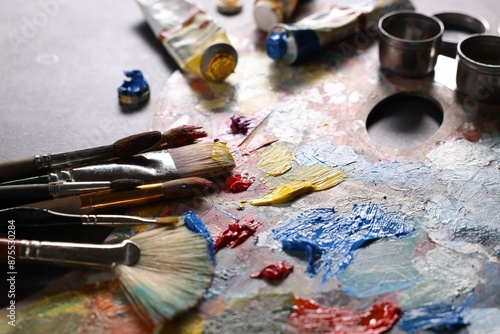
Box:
[424,168,500,259]
[183,211,216,263]
[215,219,261,252]
[203,293,294,333]
[337,231,421,298]
[288,297,401,334]
[397,247,480,309]
[251,166,346,206]
[225,173,253,192]
[273,203,414,282]
[397,294,472,333]
[251,261,294,280]
[257,143,295,176]
[230,115,252,135]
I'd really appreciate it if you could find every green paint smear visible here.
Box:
[203,293,294,334]
[397,246,481,309]
[1,312,83,334]
[338,231,422,298]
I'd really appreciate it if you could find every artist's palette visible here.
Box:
[147,36,500,332]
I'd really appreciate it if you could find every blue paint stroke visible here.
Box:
[117,70,150,105]
[214,206,239,221]
[273,203,414,282]
[294,142,436,191]
[183,211,216,263]
[398,294,473,333]
[337,231,422,298]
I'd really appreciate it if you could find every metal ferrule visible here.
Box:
[79,183,165,210]
[47,146,115,170]
[51,150,180,182]
[18,239,140,269]
[48,181,112,195]
[81,214,158,226]
[34,155,52,171]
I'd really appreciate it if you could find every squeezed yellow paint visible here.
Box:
[250,181,315,206]
[205,53,236,82]
[285,165,347,190]
[257,144,295,176]
[251,165,347,206]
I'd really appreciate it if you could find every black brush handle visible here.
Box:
[0,184,51,200]
[0,207,82,227]
[0,157,40,183]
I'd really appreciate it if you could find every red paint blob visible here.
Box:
[250,261,294,280]
[215,219,261,252]
[461,129,482,142]
[289,297,401,334]
[225,173,253,192]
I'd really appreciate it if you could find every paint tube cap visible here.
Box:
[254,0,283,32]
[265,31,288,60]
[201,43,238,82]
[217,0,243,15]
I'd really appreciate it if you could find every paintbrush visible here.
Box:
[0,219,216,323]
[0,126,207,184]
[0,207,180,228]
[22,177,213,213]
[0,179,143,201]
[14,142,236,184]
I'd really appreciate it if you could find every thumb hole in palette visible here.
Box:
[366,93,444,149]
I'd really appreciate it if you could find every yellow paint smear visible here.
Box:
[160,314,204,334]
[251,165,346,206]
[250,181,315,206]
[257,144,295,176]
[285,165,347,190]
[211,142,236,167]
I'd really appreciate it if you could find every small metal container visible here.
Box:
[456,34,500,103]
[378,11,444,77]
[434,12,490,58]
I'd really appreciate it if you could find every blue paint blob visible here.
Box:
[117,70,150,106]
[282,238,322,274]
[397,294,473,333]
[183,211,216,263]
[273,203,414,282]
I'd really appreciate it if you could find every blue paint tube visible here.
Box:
[265,0,409,64]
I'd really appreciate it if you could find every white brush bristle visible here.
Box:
[115,225,214,323]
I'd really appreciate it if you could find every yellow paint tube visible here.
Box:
[136,0,238,82]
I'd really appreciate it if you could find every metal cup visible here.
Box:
[456,34,500,103]
[378,11,444,77]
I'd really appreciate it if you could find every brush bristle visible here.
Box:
[114,131,163,157]
[154,216,181,225]
[162,126,207,148]
[115,225,215,323]
[169,142,236,178]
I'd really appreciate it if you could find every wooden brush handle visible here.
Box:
[0,207,82,227]
[0,237,138,268]
[0,184,51,200]
[0,157,40,183]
